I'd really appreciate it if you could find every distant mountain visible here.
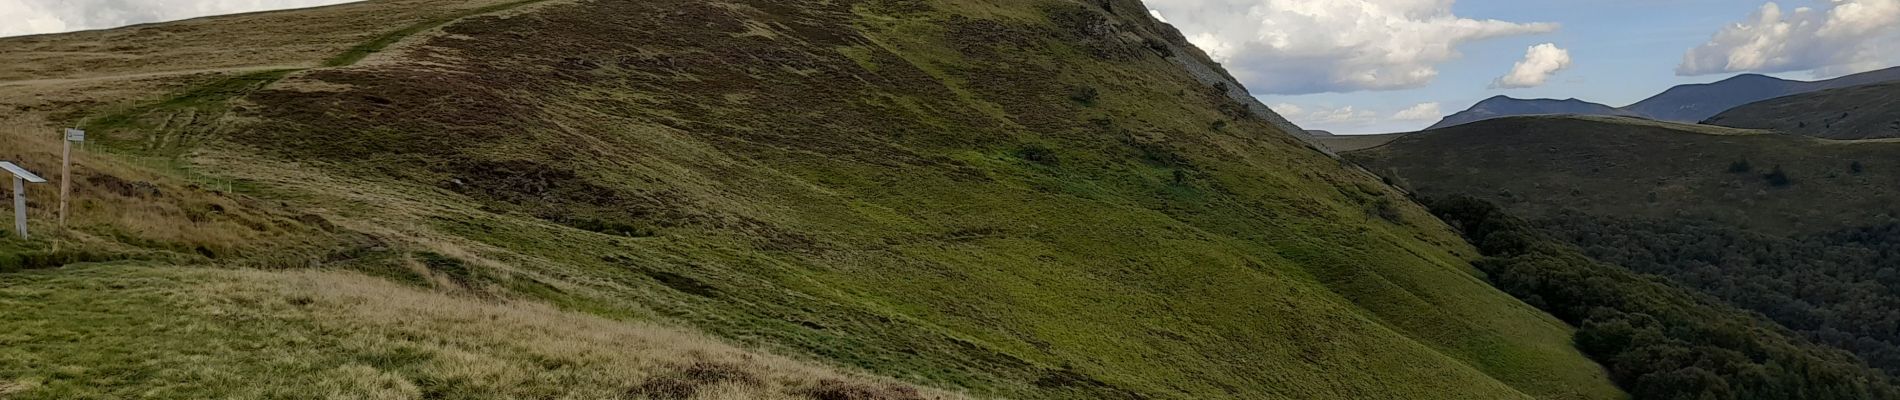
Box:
[1426,96,1637,130]
[1706,81,1900,139]
[1425,66,1900,131]
[1626,66,1900,122]
[1621,74,1806,122]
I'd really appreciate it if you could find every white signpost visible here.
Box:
[61,128,83,226]
[1,161,48,239]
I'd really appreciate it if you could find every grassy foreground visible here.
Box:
[0,264,956,399]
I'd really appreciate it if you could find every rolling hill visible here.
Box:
[1349,115,1900,235]
[1626,66,1900,122]
[1427,96,1637,130]
[0,0,1626,398]
[1706,81,1900,139]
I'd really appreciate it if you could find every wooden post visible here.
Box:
[12,176,24,239]
[60,137,71,226]
[59,128,82,227]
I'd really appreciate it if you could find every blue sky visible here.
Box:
[1147,0,1900,134]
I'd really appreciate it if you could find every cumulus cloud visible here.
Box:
[1679,0,1900,77]
[1147,0,1558,94]
[1491,43,1570,89]
[0,0,359,37]
[1271,103,1380,126]
[1392,102,1443,121]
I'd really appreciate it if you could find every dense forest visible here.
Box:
[1428,197,1899,400]
[1537,215,1900,376]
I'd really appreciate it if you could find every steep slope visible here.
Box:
[1349,115,1900,235]
[1625,67,1900,122]
[1706,81,1900,139]
[0,0,1624,399]
[1428,96,1636,130]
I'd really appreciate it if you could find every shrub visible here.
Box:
[798,379,926,400]
[1017,145,1060,166]
[1763,165,1792,187]
[1728,159,1753,173]
[1068,85,1100,106]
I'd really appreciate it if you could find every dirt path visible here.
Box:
[0,65,308,87]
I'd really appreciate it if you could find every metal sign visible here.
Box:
[64,128,84,142]
[1,162,46,183]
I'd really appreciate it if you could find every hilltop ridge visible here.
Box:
[1427,96,1636,130]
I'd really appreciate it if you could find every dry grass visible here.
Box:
[262,268,960,400]
[0,119,340,268]
[0,265,967,400]
[0,0,532,83]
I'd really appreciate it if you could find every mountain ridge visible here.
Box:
[1423,66,1900,130]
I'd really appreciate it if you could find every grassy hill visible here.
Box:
[1347,115,1900,236]
[1707,81,1900,139]
[1,0,1624,398]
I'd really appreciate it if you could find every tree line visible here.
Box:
[1428,196,1899,400]
[1537,215,1900,377]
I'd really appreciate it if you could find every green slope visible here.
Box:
[1348,115,1900,236]
[3,0,1623,398]
[1707,81,1900,139]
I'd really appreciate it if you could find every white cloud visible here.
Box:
[1679,0,1900,77]
[1392,102,1443,120]
[1270,101,1451,133]
[0,0,360,37]
[1147,0,1557,94]
[1271,102,1382,126]
[1492,43,1570,89]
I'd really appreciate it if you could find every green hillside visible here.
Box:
[2,0,1624,399]
[1348,115,1900,236]
[1707,81,1900,139]
[1346,115,1900,395]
